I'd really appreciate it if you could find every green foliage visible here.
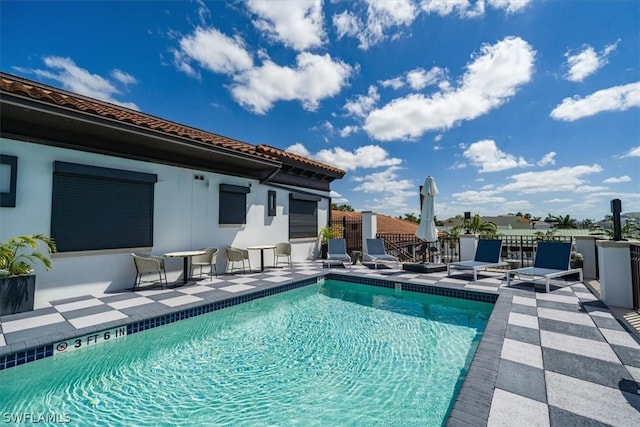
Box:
[403,213,419,223]
[452,214,498,238]
[0,234,56,277]
[533,228,558,241]
[319,227,337,245]
[331,203,354,212]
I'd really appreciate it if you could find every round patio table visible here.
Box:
[247,245,277,272]
[164,250,207,284]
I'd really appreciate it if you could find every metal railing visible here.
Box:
[499,235,573,268]
[631,243,640,311]
[376,234,460,263]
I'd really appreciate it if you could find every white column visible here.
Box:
[361,211,377,251]
[459,234,478,261]
[574,236,599,280]
[597,240,632,308]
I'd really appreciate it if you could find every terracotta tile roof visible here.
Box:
[257,144,345,176]
[0,72,342,174]
[332,210,419,234]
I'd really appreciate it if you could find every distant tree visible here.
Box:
[554,214,578,229]
[579,218,594,229]
[434,216,444,226]
[531,216,542,222]
[403,213,419,223]
[452,214,498,237]
[331,203,354,212]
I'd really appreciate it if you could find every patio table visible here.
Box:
[247,245,277,272]
[164,250,207,284]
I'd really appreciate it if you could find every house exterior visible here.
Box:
[0,72,344,306]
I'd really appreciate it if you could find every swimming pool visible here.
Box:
[0,279,493,426]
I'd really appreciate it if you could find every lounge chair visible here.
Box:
[326,238,352,268]
[447,239,507,281]
[131,253,168,290]
[506,241,583,293]
[364,238,399,269]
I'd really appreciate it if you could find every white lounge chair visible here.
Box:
[506,241,583,293]
[326,238,351,268]
[364,238,399,269]
[447,239,508,281]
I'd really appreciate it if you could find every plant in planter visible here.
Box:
[0,234,56,315]
[319,226,337,259]
[570,251,584,269]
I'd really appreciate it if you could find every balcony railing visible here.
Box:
[631,243,640,310]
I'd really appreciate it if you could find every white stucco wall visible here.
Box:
[1,138,329,306]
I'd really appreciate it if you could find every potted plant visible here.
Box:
[319,226,336,259]
[570,251,584,269]
[0,234,56,315]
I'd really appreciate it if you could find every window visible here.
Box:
[219,184,250,225]
[0,155,18,207]
[289,193,320,239]
[267,190,276,216]
[51,161,157,252]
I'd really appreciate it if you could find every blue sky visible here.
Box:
[2,0,639,221]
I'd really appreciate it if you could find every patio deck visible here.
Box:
[1,260,639,426]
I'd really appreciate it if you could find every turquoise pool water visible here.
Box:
[0,280,493,426]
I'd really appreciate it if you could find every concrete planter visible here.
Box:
[0,274,36,315]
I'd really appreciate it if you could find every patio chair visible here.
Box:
[447,239,508,281]
[326,238,352,269]
[225,247,251,274]
[131,253,168,290]
[506,241,583,293]
[190,247,218,278]
[274,242,292,267]
[364,238,399,269]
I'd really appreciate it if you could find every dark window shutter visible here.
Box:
[51,162,156,252]
[289,195,318,238]
[219,184,250,225]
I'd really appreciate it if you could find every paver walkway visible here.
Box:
[1,261,639,426]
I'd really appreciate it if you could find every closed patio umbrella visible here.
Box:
[415,176,439,244]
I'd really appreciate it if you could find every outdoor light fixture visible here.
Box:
[464,211,471,234]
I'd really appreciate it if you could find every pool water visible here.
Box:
[0,280,493,426]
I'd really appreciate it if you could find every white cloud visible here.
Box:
[487,0,532,14]
[564,40,620,82]
[603,175,631,184]
[333,0,417,50]
[174,26,253,75]
[502,164,604,194]
[352,166,414,195]
[111,69,137,85]
[231,52,353,114]
[406,67,446,90]
[547,198,572,203]
[247,0,325,51]
[421,0,531,18]
[343,86,380,118]
[339,125,359,137]
[463,139,530,172]
[451,189,507,205]
[379,77,405,89]
[550,82,640,121]
[287,143,402,171]
[537,152,556,166]
[363,37,535,140]
[30,56,139,110]
[621,146,640,158]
